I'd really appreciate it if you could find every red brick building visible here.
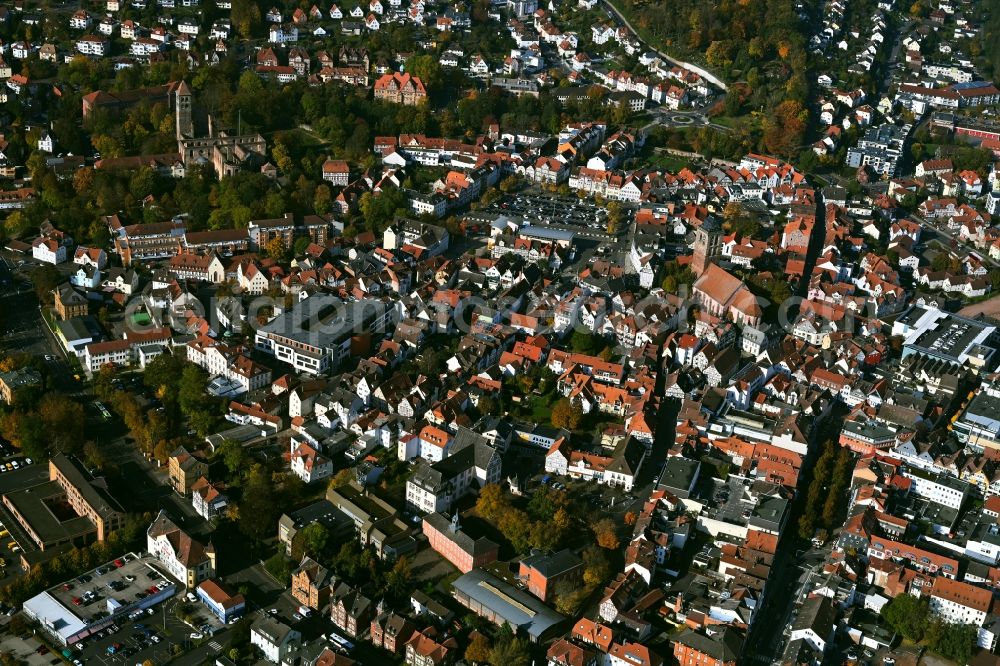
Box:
[518,549,583,602]
[370,604,415,654]
[330,583,373,639]
[422,513,498,574]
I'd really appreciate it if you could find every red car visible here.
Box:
[113,559,124,568]
[72,597,82,606]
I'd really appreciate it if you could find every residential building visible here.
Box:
[168,446,208,496]
[373,73,427,105]
[330,582,373,638]
[251,617,301,664]
[292,556,334,611]
[0,367,41,404]
[928,577,992,626]
[672,628,742,666]
[190,477,228,520]
[54,284,89,320]
[146,510,216,588]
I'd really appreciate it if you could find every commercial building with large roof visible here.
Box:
[451,568,566,642]
[22,552,179,646]
[254,296,394,374]
[892,305,997,368]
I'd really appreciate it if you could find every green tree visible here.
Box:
[239,466,277,547]
[403,54,442,93]
[488,636,532,666]
[926,620,975,664]
[880,594,929,641]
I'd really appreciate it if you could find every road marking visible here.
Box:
[208,641,222,652]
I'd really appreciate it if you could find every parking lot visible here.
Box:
[70,594,227,666]
[699,477,755,524]
[484,191,632,242]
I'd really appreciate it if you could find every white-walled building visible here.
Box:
[928,577,991,627]
[251,617,301,664]
[146,510,215,589]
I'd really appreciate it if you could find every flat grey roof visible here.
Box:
[256,296,387,350]
[4,480,96,546]
[519,225,575,242]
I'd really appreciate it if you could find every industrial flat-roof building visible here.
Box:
[23,552,179,646]
[451,568,566,642]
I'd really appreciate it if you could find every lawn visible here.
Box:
[642,151,696,172]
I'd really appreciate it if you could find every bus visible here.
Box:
[326,631,354,653]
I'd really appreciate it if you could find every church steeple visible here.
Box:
[691,216,722,276]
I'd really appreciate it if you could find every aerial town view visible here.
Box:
[1,0,1000,664]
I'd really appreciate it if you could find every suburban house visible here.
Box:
[190,477,228,520]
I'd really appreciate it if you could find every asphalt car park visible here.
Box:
[487,192,618,233]
[74,599,194,666]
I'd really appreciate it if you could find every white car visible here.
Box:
[24,458,31,465]
[189,632,203,640]
[186,592,197,603]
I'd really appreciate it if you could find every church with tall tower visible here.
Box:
[174,81,268,179]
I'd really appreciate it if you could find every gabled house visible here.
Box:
[330,582,374,638]
[146,510,216,588]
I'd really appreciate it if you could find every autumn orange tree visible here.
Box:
[763,100,808,159]
[475,484,573,552]
[592,518,620,550]
[551,398,583,431]
[465,633,491,664]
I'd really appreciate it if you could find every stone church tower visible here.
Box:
[691,217,722,276]
[175,80,193,140]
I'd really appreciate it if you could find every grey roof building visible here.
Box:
[672,627,743,664]
[658,457,701,499]
[451,568,566,642]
